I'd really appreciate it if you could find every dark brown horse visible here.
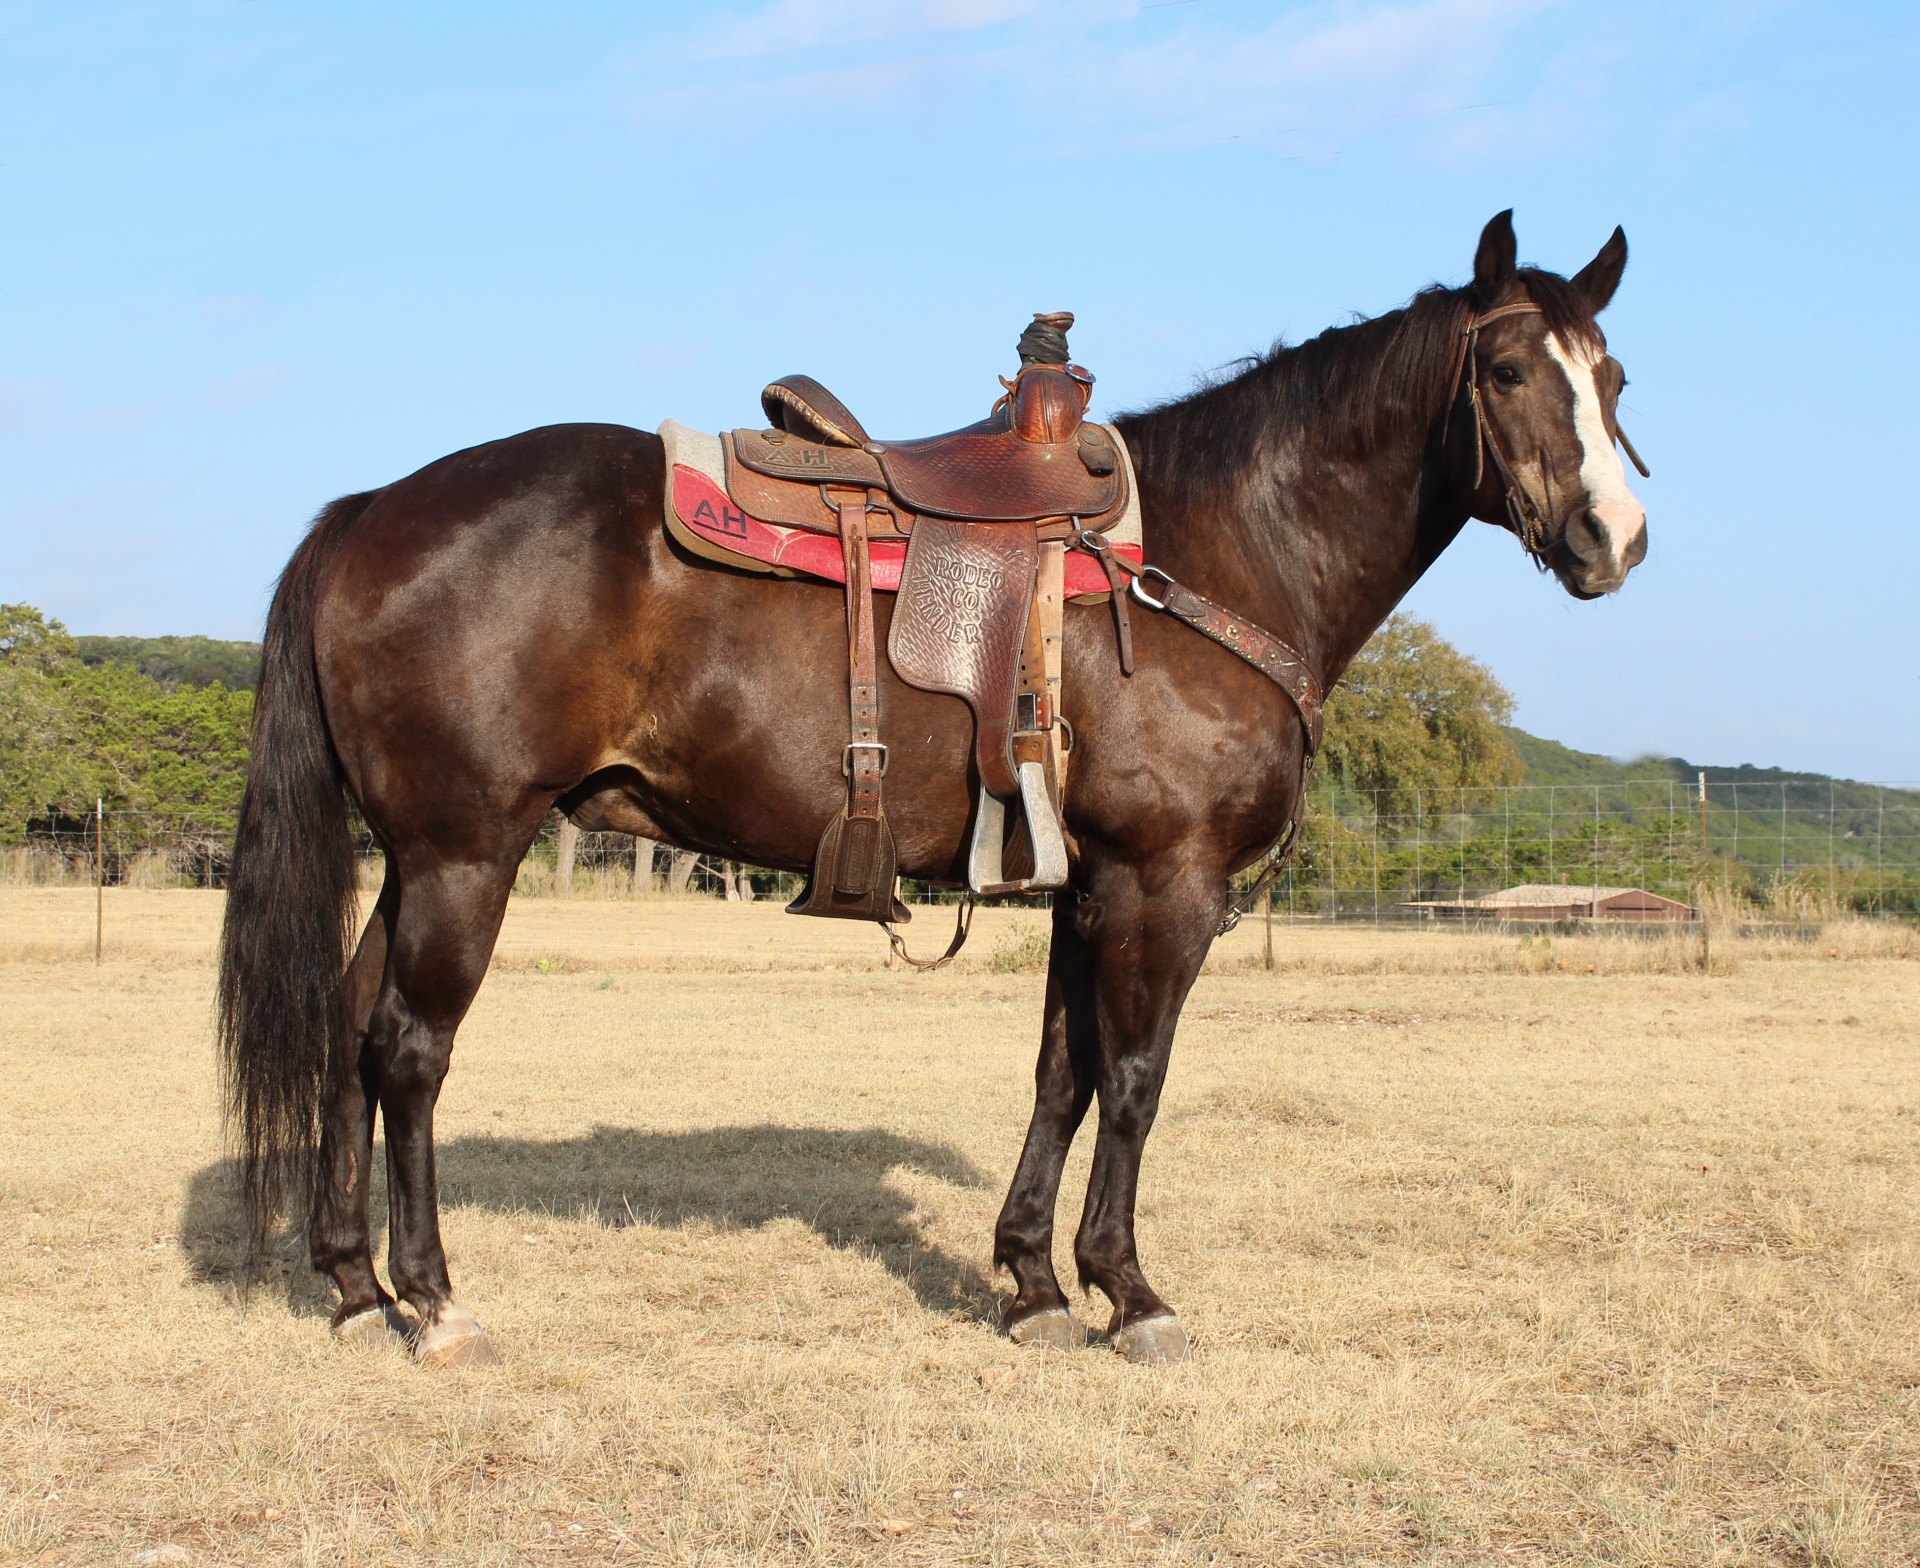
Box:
[219,211,1647,1366]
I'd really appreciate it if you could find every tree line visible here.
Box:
[0,605,253,843]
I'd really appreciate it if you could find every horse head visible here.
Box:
[1451,210,1649,601]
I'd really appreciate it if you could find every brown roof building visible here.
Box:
[1406,883,1696,922]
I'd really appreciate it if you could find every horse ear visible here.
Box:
[1472,210,1518,305]
[1571,226,1628,312]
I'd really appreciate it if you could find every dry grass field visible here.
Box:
[2,887,1918,1566]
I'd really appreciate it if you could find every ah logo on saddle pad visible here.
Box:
[663,456,1135,599]
[689,494,749,540]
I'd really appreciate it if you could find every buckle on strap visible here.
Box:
[843,741,889,776]
[1128,565,1174,611]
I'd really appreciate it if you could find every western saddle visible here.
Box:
[667,311,1324,952]
[710,314,1133,928]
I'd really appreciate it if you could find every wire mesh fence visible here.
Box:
[7,779,1918,926]
[1268,779,1920,924]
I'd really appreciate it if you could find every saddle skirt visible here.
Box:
[657,419,1142,598]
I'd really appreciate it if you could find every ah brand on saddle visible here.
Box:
[219,214,1649,1368]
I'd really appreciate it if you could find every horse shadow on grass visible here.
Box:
[179,1124,1000,1324]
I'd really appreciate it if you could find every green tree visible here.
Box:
[72,633,261,691]
[0,602,77,668]
[1321,615,1521,807]
[0,603,255,843]
[0,604,94,838]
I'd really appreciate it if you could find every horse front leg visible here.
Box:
[993,894,1099,1348]
[1072,859,1219,1363]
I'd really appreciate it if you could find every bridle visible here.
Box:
[1449,300,1651,565]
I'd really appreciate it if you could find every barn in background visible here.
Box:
[1407,884,1698,923]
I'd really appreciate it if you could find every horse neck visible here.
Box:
[1118,307,1468,688]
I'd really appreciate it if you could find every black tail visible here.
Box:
[217,492,378,1242]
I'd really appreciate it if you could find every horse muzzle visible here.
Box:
[1553,500,1647,598]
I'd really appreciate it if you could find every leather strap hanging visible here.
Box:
[1066,525,1326,934]
[839,488,885,828]
[787,486,904,923]
[1069,525,1324,755]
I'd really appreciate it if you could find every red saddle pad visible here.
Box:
[667,465,1135,596]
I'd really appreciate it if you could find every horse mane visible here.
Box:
[1117,267,1605,504]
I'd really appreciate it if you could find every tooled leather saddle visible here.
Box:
[661,313,1140,928]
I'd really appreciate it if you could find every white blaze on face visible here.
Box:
[1543,334,1646,578]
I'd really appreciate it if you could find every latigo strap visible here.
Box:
[786,487,904,924]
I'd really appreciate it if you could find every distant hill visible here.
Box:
[1505,728,1910,796]
[1506,726,1914,806]
[74,635,260,691]
[1502,726,1920,874]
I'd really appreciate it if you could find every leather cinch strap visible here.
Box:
[836,487,885,824]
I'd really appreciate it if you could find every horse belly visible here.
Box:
[607,569,981,881]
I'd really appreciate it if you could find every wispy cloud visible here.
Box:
[198,366,293,413]
[1057,0,1560,154]
[640,0,1564,161]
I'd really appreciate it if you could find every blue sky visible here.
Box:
[3,1,1916,778]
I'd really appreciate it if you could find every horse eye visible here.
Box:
[1492,364,1523,387]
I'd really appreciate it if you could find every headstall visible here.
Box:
[1449,299,1651,565]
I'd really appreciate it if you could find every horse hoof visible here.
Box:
[1112,1314,1189,1365]
[412,1303,500,1369]
[1008,1306,1087,1350]
[332,1304,407,1350]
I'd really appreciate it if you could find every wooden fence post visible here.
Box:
[555,816,579,897]
[95,798,104,966]
[666,850,699,894]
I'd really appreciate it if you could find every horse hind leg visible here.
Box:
[309,866,408,1347]
[365,851,521,1368]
